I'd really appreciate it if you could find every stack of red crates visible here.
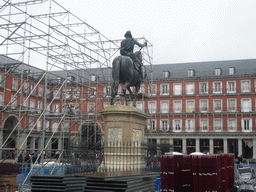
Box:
[160,154,234,192]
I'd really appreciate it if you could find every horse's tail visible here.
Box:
[110,56,121,103]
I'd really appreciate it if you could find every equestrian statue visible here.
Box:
[110,31,147,107]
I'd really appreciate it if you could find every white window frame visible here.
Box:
[104,86,111,97]
[89,87,96,98]
[229,67,235,75]
[73,88,80,99]
[148,84,157,96]
[52,122,59,132]
[38,85,44,97]
[186,119,195,132]
[186,100,195,113]
[215,68,222,76]
[163,71,170,79]
[228,118,237,132]
[0,92,4,106]
[160,119,169,131]
[199,99,208,112]
[53,103,60,114]
[136,101,144,111]
[87,103,95,114]
[117,85,122,96]
[148,101,157,114]
[160,84,169,95]
[46,120,50,131]
[103,102,110,109]
[200,119,209,132]
[173,100,182,113]
[30,99,35,110]
[62,121,70,132]
[213,118,223,132]
[173,83,182,96]
[64,88,71,100]
[199,82,208,94]
[188,69,195,77]
[0,73,4,87]
[241,118,252,132]
[241,80,251,93]
[160,100,169,113]
[11,95,17,109]
[227,98,237,112]
[241,98,251,112]
[53,89,61,99]
[139,84,145,94]
[227,81,236,93]
[24,81,29,94]
[12,78,18,90]
[37,101,43,112]
[213,82,222,94]
[213,99,222,112]
[147,119,156,131]
[173,119,182,132]
[186,82,195,95]
[29,118,34,129]
[37,118,42,131]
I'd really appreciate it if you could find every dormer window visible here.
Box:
[163,71,170,79]
[90,75,97,82]
[67,76,75,83]
[188,69,195,77]
[215,68,222,76]
[229,67,235,75]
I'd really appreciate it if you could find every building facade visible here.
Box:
[1,56,256,159]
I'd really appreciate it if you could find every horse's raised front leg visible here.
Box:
[134,84,140,107]
[123,82,131,106]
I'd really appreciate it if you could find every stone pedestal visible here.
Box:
[98,105,148,172]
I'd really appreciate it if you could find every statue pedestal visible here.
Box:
[98,105,148,172]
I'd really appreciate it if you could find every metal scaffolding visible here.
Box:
[0,0,153,188]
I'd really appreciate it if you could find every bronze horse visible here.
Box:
[110,51,142,107]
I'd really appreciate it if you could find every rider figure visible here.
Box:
[120,31,147,79]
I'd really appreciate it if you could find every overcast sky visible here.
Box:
[58,1,256,64]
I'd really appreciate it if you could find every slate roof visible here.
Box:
[1,55,256,83]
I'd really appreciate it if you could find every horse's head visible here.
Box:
[135,51,142,64]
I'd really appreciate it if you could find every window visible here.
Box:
[160,84,169,95]
[241,98,251,112]
[23,98,28,108]
[227,99,236,112]
[173,119,182,132]
[215,68,222,76]
[163,71,170,79]
[117,86,122,96]
[136,101,144,111]
[37,119,42,131]
[213,82,222,94]
[52,122,59,132]
[241,80,250,93]
[24,81,29,94]
[30,83,36,95]
[46,120,50,131]
[148,84,157,96]
[11,95,17,109]
[228,119,237,132]
[188,69,195,77]
[67,76,75,84]
[73,88,80,99]
[38,85,44,97]
[199,99,208,112]
[186,100,195,112]
[103,102,110,109]
[53,104,60,114]
[160,100,169,113]
[69,103,79,115]
[173,83,182,96]
[30,99,35,110]
[64,89,71,100]
[104,86,111,97]
[160,119,169,131]
[90,75,97,82]
[186,119,195,132]
[200,119,208,131]
[148,101,157,113]
[229,67,235,75]
[0,93,4,106]
[241,118,252,132]
[62,121,70,132]
[147,119,156,131]
[213,118,222,132]
[12,78,18,90]
[227,81,236,93]
[53,89,61,99]
[0,73,4,87]
[88,103,95,114]
[139,84,145,94]
[173,100,182,113]
[37,101,43,112]
[29,118,34,129]
[199,82,208,94]
[213,99,222,112]
[186,83,195,95]
[88,87,96,98]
